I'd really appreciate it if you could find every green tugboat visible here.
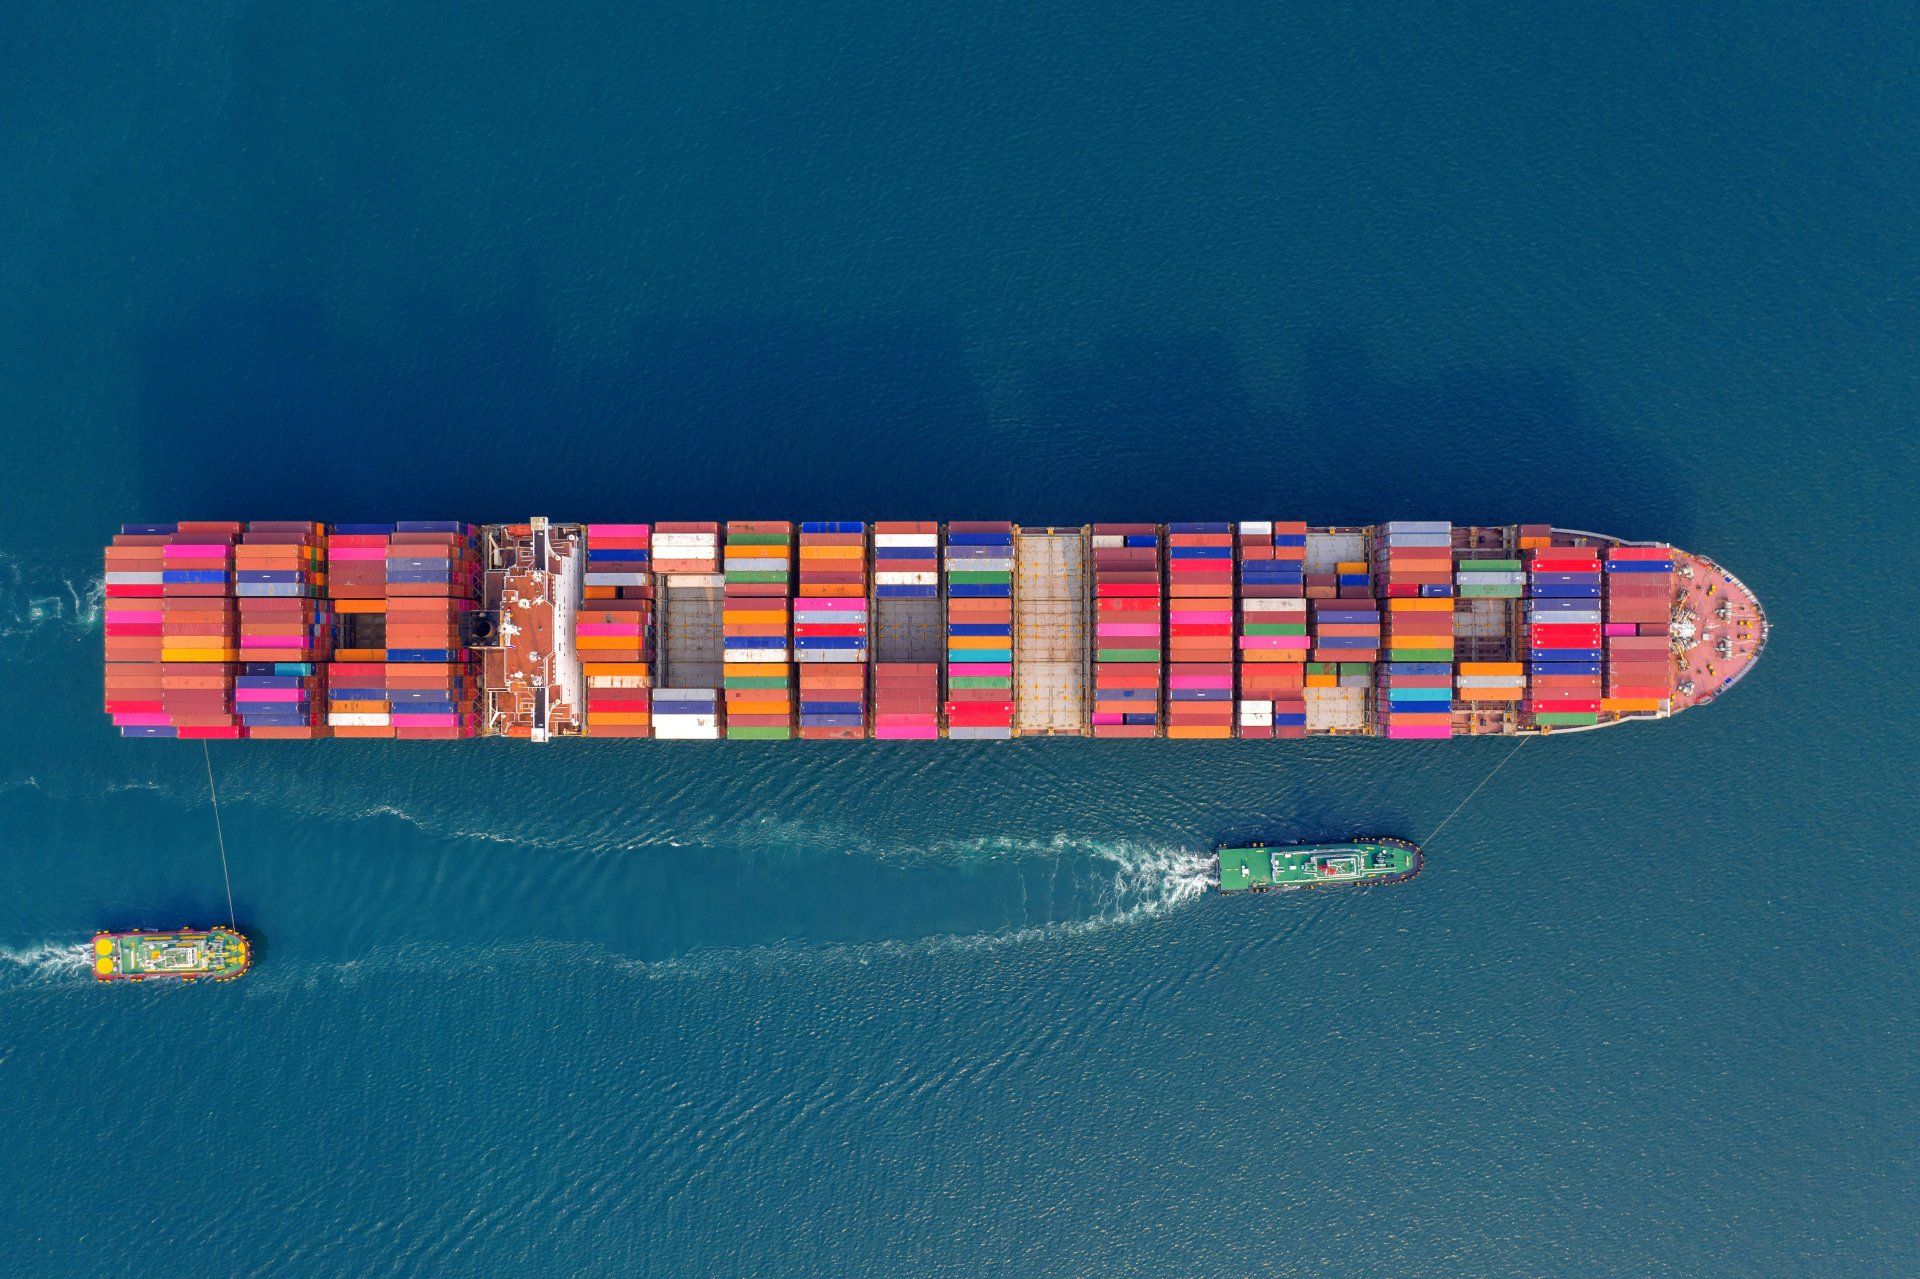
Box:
[92,927,252,982]
[1217,838,1422,893]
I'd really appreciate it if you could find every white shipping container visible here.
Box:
[728,648,788,663]
[664,574,725,589]
[1456,675,1527,689]
[105,571,165,584]
[1238,712,1274,727]
[874,571,936,585]
[1237,700,1275,714]
[1241,598,1307,612]
[1239,520,1273,535]
[652,716,719,739]
[584,572,649,587]
[328,712,391,727]
[1091,535,1123,548]
[873,533,937,547]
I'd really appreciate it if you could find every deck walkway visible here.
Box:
[1013,529,1088,735]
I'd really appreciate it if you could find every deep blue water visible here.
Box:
[3,2,1917,1274]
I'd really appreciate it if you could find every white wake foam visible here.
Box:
[0,941,93,985]
[0,552,104,654]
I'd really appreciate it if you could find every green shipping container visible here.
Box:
[726,726,794,740]
[948,571,1011,585]
[723,675,789,690]
[1533,712,1599,727]
[1097,647,1159,662]
[727,533,791,546]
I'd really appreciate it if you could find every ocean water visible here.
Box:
[3,2,1917,1274]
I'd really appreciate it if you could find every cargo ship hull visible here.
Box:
[101,520,1766,743]
[92,928,251,982]
[1217,838,1423,892]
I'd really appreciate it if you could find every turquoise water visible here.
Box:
[4,2,1917,1274]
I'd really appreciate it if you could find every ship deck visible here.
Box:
[483,523,582,740]
[1671,552,1767,711]
[1014,528,1089,735]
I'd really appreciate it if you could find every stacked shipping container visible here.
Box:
[579,524,653,738]
[1376,522,1455,739]
[796,522,869,740]
[234,521,330,739]
[1602,547,1675,711]
[104,522,242,739]
[652,522,722,740]
[325,524,393,738]
[944,522,1014,739]
[1165,523,1234,738]
[723,522,794,740]
[1526,546,1605,727]
[1089,523,1161,738]
[872,522,940,739]
[1236,521,1308,738]
[385,523,480,741]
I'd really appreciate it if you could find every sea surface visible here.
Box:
[3,2,1917,1275]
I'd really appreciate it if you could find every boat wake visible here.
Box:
[0,553,104,656]
[0,941,93,986]
[263,843,1220,988]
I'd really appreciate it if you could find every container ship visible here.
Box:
[1217,838,1422,892]
[92,927,252,981]
[100,519,1765,742]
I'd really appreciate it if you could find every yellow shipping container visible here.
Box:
[1600,697,1662,712]
[1458,661,1525,675]
[948,634,1008,650]
[1386,597,1453,612]
[798,545,863,560]
[722,609,788,624]
[583,662,650,678]
[588,711,652,726]
[1167,725,1232,739]
[723,661,788,678]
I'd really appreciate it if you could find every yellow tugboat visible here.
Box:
[92,927,251,982]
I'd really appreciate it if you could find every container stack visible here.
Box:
[578,524,653,738]
[1526,546,1604,727]
[385,523,481,741]
[1164,522,1234,739]
[943,522,1014,739]
[234,521,331,739]
[871,521,941,739]
[1377,598,1455,739]
[795,522,869,740]
[1236,521,1308,739]
[1089,523,1161,738]
[1601,546,1676,712]
[652,523,720,575]
[1454,557,1526,600]
[722,521,794,740]
[653,521,723,740]
[1309,600,1381,664]
[324,523,394,738]
[1455,661,1526,706]
[1373,522,1455,739]
[1375,522,1454,600]
[103,522,242,739]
